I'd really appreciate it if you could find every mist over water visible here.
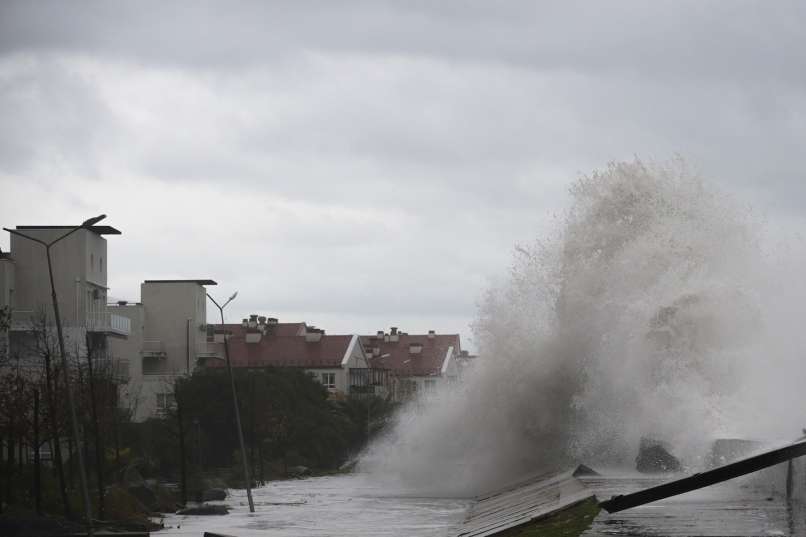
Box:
[360,159,806,497]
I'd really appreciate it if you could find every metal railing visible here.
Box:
[86,311,131,336]
[9,309,37,330]
[8,309,131,337]
[197,343,221,359]
[142,339,166,356]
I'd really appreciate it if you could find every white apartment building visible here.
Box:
[1,224,131,375]
[109,279,216,421]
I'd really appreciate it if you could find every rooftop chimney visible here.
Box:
[258,316,267,325]
[305,327,324,343]
[241,318,248,328]
[267,317,278,325]
[428,330,436,339]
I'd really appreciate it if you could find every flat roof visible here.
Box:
[144,279,218,285]
[16,225,122,235]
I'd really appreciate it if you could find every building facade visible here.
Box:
[108,279,215,420]
[1,223,131,387]
[361,327,461,401]
[198,315,386,398]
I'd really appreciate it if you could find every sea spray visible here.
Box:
[360,158,806,497]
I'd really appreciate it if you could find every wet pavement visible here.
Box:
[154,472,806,537]
[154,474,471,537]
[581,473,806,537]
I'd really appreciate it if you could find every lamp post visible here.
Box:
[3,214,107,536]
[206,291,255,513]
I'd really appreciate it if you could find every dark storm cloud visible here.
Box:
[1,1,805,344]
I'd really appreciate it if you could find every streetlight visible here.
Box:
[3,214,107,536]
[206,291,255,513]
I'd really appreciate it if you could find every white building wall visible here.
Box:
[10,228,108,327]
[108,303,145,418]
[307,335,366,395]
[136,281,210,419]
[0,257,15,310]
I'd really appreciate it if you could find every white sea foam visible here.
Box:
[360,158,806,496]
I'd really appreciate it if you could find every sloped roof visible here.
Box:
[209,334,355,369]
[360,333,460,377]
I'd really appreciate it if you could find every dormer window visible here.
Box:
[409,343,423,355]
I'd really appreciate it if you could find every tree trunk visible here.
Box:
[6,416,14,505]
[44,349,72,518]
[85,334,105,519]
[33,389,42,515]
[175,382,188,507]
[68,433,75,489]
[0,429,5,514]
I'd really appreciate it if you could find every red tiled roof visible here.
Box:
[360,333,460,377]
[208,334,355,369]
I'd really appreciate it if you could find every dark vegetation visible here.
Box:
[0,306,396,534]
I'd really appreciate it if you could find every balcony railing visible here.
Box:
[197,343,221,359]
[7,309,130,337]
[9,309,37,331]
[86,311,131,336]
[142,339,166,356]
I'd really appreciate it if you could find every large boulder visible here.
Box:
[202,488,228,502]
[636,437,681,473]
[127,484,157,510]
[177,504,230,516]
[288,465,309,477]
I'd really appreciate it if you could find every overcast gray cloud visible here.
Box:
[1,1,804,348]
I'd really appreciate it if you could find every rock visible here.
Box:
[636,437,681,473]
[202,488,228,501]
[177,504,230,516]
[288,465,309,477]
[127,484,158,510]
[123,465,145,487]
[572,464,599,477]
[707,438,763,468]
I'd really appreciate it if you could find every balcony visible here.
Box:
[197,343,221,360]
[141,339,166,357]
[9,309,37,331]
[86,311,131,337]
[7,309,130,337]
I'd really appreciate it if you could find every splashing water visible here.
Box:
[360,158,806,497]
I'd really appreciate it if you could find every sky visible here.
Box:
[1,1,804,350]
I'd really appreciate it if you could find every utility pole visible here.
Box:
[206,291,255,512]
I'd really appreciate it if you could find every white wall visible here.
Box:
[108,303,145,418]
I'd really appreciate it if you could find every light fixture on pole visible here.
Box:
[206,290,255,513]
[3,214,108,536]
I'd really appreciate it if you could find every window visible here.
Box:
[424,379,437,393]
[156,392,175,411]
[142,356,166,375]
[100,256,103,273]
[90,253,94,270]
[321,372,336,389]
